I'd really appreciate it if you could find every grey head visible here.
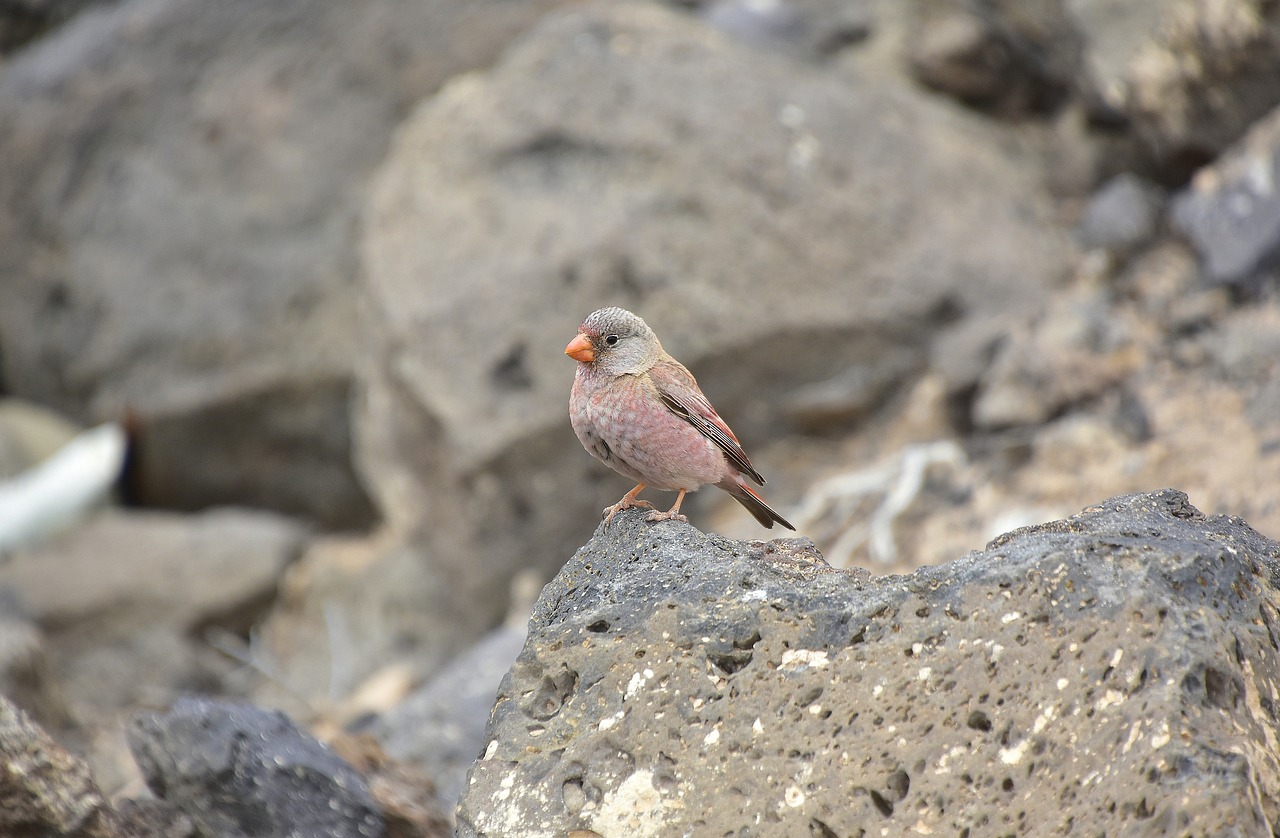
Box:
[575,306,663,375]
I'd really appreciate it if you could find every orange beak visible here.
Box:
[565,333,595,363]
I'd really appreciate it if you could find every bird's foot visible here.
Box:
[602,496,655,525]
[645,509,688,524]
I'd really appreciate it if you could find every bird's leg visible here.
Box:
[603,483,655,524]
[646,489,689,523]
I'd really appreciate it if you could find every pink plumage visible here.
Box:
[565,307,794,530]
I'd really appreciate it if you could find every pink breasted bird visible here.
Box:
[565,307,794,530]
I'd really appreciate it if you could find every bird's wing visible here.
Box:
[648,358,765,486]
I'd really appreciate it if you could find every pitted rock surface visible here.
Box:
[457,490,1280,836]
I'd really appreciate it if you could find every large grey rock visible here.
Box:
[1173,103,1280,289]
[357,1,1071,648]
[1069,0,1280,174]
[457,490,1280,836]
[128,696,381,838]
[0,0,566,527]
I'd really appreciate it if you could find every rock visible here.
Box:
[358,0,1071,655]
[906,0,1079,116]
[329,735,452,838]
[1,508,305,632]
[457,491,1280,836]
[374,612,530,816]
[0,694,118,838]
[1069,0,1280,175]
[0,598,69,732]
[1172,104,1280,289]
[0,0,105,54]
[0,508,306,790]
[128,696,382,838]
[1075,173,1165,252]
[251,531,466,710]
[972,283,1138,428]
[0,398,82,479]
[0,0,568,528]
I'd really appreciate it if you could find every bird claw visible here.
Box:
[645,510,688,524]
[602,498,655,525]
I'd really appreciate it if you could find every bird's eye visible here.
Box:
[604,334,620,346]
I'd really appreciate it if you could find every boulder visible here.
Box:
[458,490,1280,836]
[1173,103,1280,289]
[357,0,1071,647]
[0,0,568,527]
[128,696,382,838]
[1068,0,1280,176]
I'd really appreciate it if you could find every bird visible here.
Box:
[565,306,794,530]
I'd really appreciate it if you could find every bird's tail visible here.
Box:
[720,477,795,531]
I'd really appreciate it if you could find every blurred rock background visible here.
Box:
[0,0,1278,824]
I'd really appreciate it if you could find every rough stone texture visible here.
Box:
[0,0,566,527]
[0,694,118,837]
[358,0,1071,652]
[128,696,382,838]
[1173,103,1280,289]
[457,491,1280,836]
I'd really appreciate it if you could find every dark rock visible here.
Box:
[128,696,382,838]
[0,0,106,54]
[1076,173,1165,252]
[457,491,1280,836]
[0,0,568,528]
[0,694,118,837]
[357,0,1071,662]
[906,0,1080,117]
[1173,104,1280,289]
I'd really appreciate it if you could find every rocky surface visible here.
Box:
[458,491,1280,836]
[0,695,118,838]
[2,0,1280,832]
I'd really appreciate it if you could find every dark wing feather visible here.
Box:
[650,361,765,486]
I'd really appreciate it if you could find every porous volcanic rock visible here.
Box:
[457,490,1280,836]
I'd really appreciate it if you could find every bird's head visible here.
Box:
[565,306,662,375]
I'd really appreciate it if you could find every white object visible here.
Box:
[0,422,127,553]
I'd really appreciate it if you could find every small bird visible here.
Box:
[565,307,794,530]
